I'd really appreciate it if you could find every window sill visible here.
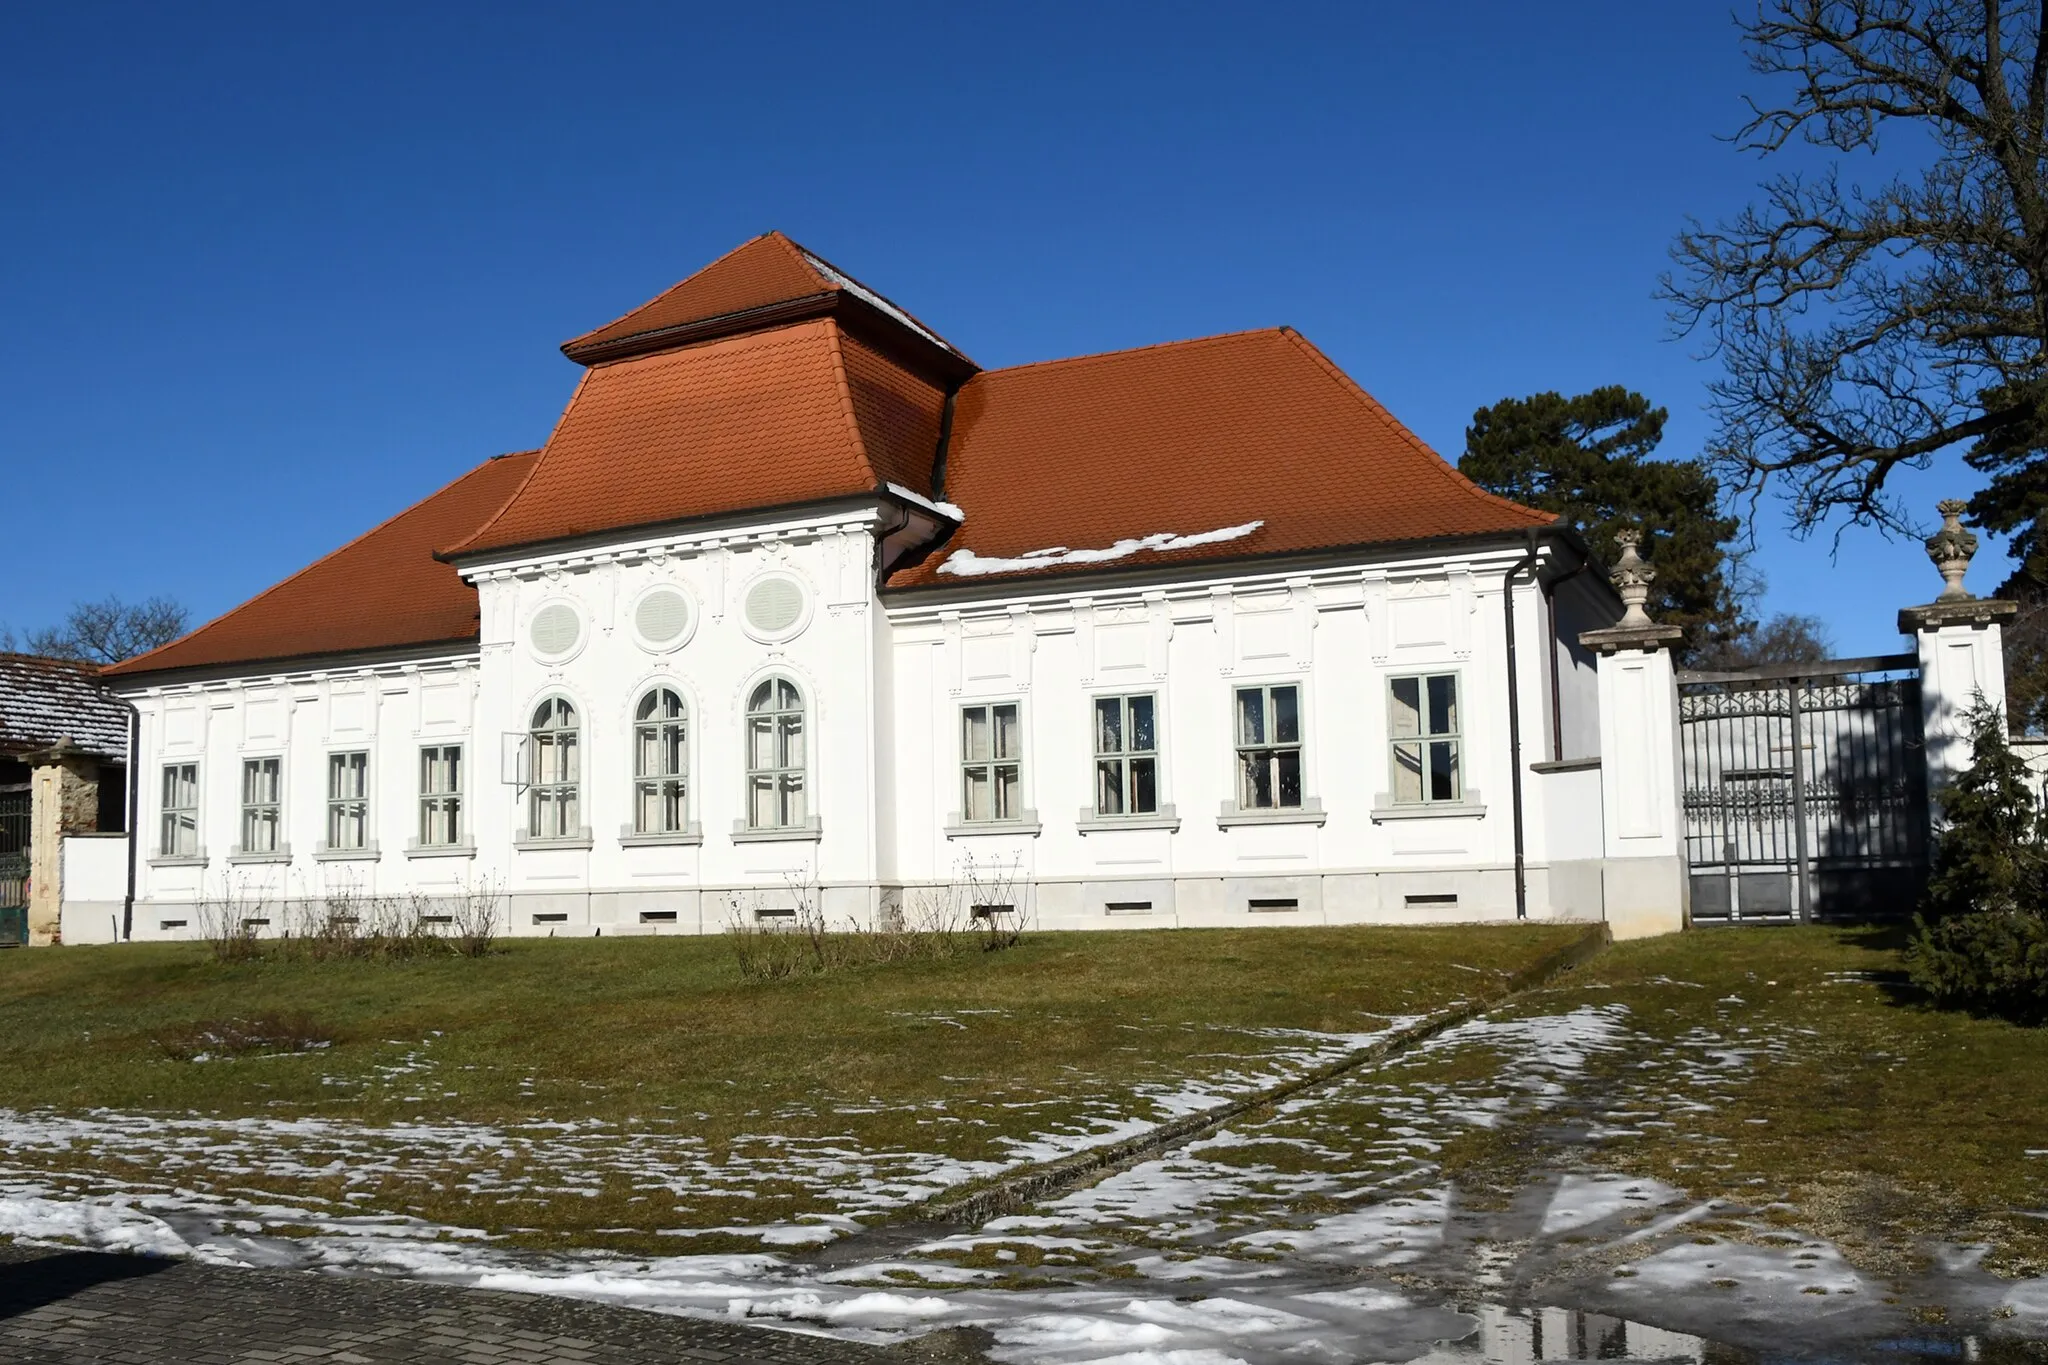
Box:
[1529,757,1600,774]
[1370,802,1488,822]
[314,844,381,862]
[1216,800,1326,829]
[404,843,476,859]
[732,819,823,844]
[226,849,292,865]
[1076,806,1181,834]
[148,853,207,869]
[944,817,1044,839]
[515,834,595,852]
[619,827,704,847]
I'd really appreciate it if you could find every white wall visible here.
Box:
[58,833,129,945]
[115,503,1621,938]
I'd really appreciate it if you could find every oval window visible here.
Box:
[530,603,582,657]
[745,577,806,635]
[635,589,691,647]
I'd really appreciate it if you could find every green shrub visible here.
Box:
[1908,703,2048,1021]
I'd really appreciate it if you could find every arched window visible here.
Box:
[633,688,688,834]
[745,678,805,829]
[528,697,581,839]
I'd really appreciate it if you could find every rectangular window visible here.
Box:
[1390,673,1462,804]
[160,763,198,856]
[419,745,463,847]
[961,702,1023,822]
[240,757,282,853]
[1093,694,1159,816]
[1234,684,1302,809]
[326,752,369,850]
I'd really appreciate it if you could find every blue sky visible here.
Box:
[0,2,1998,657]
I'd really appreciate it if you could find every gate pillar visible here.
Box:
[1898,500,2016,791]
[24,738,99,947]
[1579,532,1688,940]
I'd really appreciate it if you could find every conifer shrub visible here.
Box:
[1908,704,2048,1022]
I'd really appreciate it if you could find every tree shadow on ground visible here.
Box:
[0,1248,170,1321]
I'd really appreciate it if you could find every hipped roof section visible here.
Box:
[103,451,540,680]
[887,328,1554,588]
[444,318,950,560]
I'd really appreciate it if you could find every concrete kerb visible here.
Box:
[897,922,1613,1232]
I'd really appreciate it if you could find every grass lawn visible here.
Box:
[0,924,1585,1253]
[1432,925,2048,1281]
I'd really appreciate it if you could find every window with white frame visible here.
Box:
[745,678,805,829]
[326,752,368,850]
[634,688,688,833]
[1093,694,1158,816]
[961,701,1023,822]
[1390,673,1461,803]
[419,745,463,846]
[240,757,282,853]
[160,763,198,856]
[527,698,581,838]
[1234,684,1302,810]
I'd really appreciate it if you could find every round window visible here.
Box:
[744,577,806,636]
[530,603,582,657]
[635,588,692,647]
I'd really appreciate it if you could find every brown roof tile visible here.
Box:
[104,451,539,680]
[448,320,945,559]
[888,328,1554,588]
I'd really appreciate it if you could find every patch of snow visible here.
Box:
[883,482,965,522]
[938,523,1264,578]
[1538,1174,1684,1237]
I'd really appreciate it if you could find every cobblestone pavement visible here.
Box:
[0,1244,971,1365]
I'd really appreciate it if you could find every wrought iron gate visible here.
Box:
[1677,654,1930,923]
[0,783,29,946]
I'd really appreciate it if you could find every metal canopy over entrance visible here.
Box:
[1677,654,1930,924]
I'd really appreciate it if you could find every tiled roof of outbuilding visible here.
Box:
[445,320,948,559]
[0,654,130,762]
[887,328,1554,587]
[104,451,540,680]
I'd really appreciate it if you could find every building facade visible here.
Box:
[102,233,1638,941]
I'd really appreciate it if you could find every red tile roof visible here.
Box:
[446,320,947,559]
[562,231,968,371]
[887,328,1552,588]
[104,451,539,680]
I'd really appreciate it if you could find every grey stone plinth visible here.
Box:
[1898,597,2018,633]
[1577,623,1685,655]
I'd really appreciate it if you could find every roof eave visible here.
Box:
[101,637,485,692]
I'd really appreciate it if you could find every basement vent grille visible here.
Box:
[745,577,805,634]
[635,590,690,645]
[159,919,187,931]
[531,603,581,656]
[756,906,798,921]
[640,910,678,924]
[1247,898,1299,913]
[1105,900,1154,914]
[970,903,1016,920]
[421,915,453,926]
[1404,893,1459,907]
[241,918,271,929]
[533,913,568,924]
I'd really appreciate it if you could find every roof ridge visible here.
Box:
[561,233,835,352]
[109,451,539,678]
[976,327,1290,381]
[820,319,883,493]
[1274,328,1555,531]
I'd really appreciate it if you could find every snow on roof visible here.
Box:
[938,521,1263,577]
[0,654,130,762]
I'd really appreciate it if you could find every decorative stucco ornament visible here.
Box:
[1610,529,1657,627]
[1926,498,1979,602]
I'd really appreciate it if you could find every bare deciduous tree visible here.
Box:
[28,595,189,664]
[1665,1,2048,541]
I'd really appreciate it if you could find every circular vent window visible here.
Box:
[744,576,807,637]
[530,603,582,657]
[634,588,692,648]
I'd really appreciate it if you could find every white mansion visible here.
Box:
[101,232,1644,940]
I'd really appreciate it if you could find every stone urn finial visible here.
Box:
[1926,498,1979,603]
[1610,529,1657,627]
